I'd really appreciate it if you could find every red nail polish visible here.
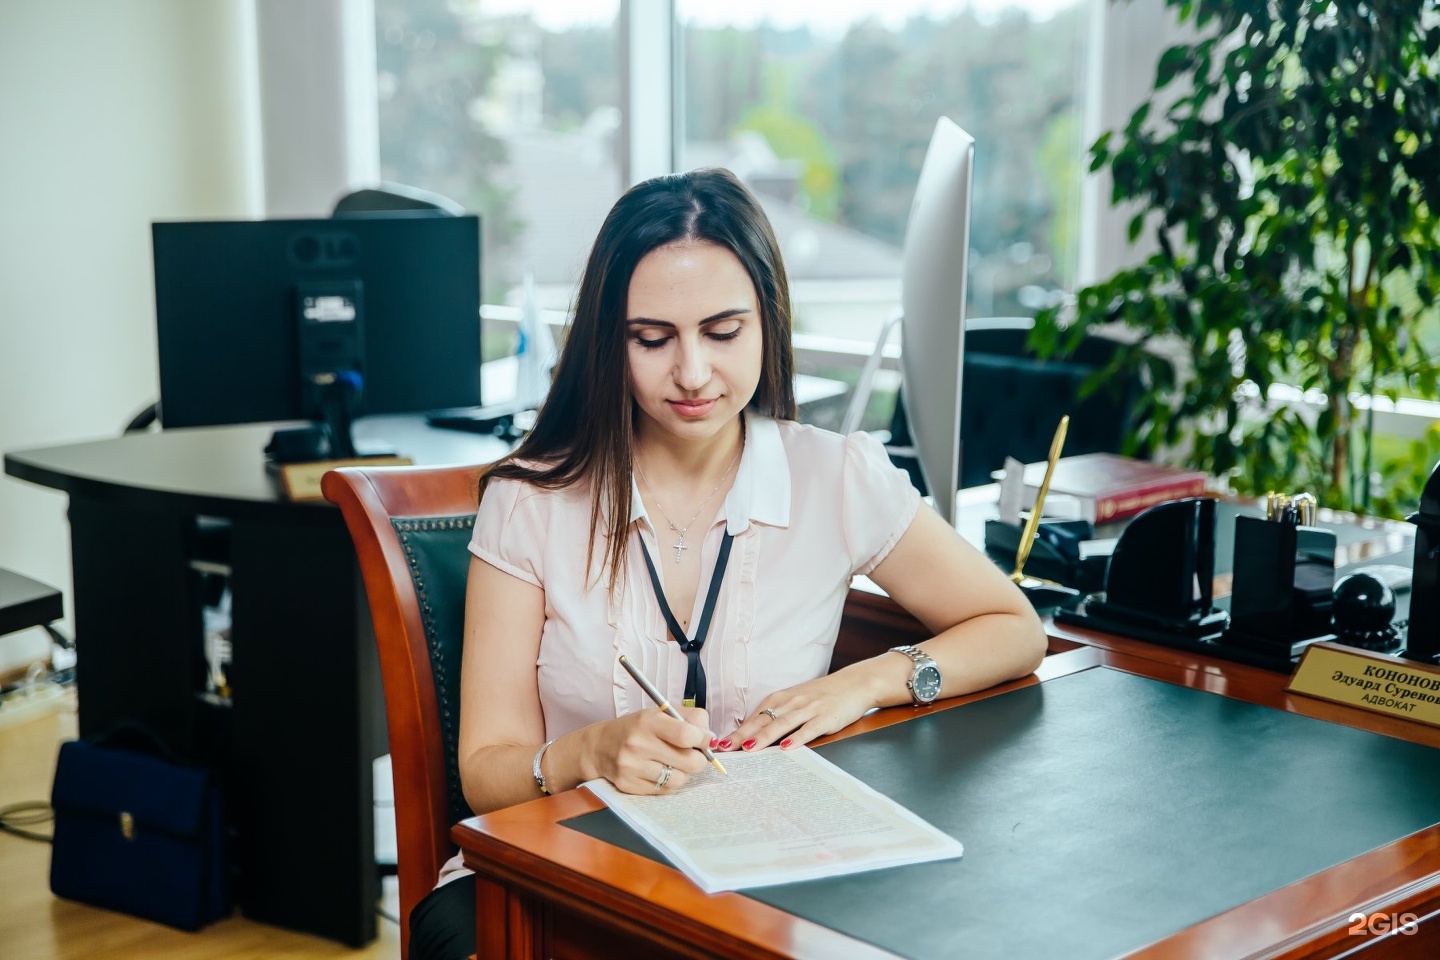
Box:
[708,736,718,748]
[718,739,732,750]
[741,739,756,750]
[780,738,792,749]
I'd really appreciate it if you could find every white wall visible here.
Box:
[0,0,257,672]
[255,0,378,215]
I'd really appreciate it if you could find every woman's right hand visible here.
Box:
[582,706,714,795]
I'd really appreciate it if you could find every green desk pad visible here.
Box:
[565,666,1440,960]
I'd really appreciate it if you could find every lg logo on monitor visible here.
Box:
[289,231,360,268]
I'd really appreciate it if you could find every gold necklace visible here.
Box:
[635,442,742,564]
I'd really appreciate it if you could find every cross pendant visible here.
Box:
[672,538,687,563]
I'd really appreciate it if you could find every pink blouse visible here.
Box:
[468,412,921,739]
[436,413,922,887]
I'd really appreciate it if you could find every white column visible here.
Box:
[1079,0,1192,286]
[254,0,380,216]
[622,0,677,186]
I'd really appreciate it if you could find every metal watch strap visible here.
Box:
[890,644,938,704]
[532,739,555,795]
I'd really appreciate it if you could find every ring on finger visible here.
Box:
[761,707,781,722]
[654,764,673,792]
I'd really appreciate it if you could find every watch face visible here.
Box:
[913,664,942,702]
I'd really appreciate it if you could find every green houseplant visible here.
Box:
[1032,0,1440,516]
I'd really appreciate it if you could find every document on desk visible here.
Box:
[582,747,962,894]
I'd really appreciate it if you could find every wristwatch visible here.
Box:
[890,645,942,705]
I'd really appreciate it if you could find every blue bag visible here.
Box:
[49,728,229,930]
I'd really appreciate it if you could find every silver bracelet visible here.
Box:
[532,739,556,795]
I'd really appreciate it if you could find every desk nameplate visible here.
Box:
[276,456,414,501]
[1288,642,1440,728]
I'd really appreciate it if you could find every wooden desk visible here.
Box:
[3,415,507,946]
[454,641,1440,959]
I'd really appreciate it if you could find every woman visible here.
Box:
[408,168,1046,960]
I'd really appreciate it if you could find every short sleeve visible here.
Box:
[469,478,546,587]
[840,430,922,576]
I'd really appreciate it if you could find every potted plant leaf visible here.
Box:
[1032,0,1440,517]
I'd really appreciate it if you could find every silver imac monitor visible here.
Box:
[901,117,974,525]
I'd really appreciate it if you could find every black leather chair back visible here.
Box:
[390,515,474,828]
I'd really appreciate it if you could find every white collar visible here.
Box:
[722,410,790,533]
[627,410,792,533]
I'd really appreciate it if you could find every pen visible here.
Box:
[1291,492,1317,527]
[618,655,727,776]
[1012,415,1069,583]
[1266,491,1316,526]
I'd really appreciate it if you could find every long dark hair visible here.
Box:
[481,167,797,590]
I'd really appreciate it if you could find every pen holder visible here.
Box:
[1013,578,1084,612]
[983,519,1106,595]
[1405,460,1440,665]
[1222,515,1337,659]
[1057,497,1229,643]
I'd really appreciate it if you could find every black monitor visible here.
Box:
[152,215,482,451]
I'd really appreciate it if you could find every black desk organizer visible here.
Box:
[1056,497,1348,672]
[1058,493,1433,673]
[1219,515,1337,663]
[1056,497,1244,655]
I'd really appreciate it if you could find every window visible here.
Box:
[375,0,623,329]
[375,0,1092,376]
[680,0,1090,348]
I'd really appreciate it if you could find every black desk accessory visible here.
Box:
[983,518,1106,594]
[1029,517,1093,561]
[1220,495,1338,660]
[426,401,529,442]
[1331,572,1401,651]
[1405,460,1440,665]
[263,410,398,465]
[1057,496,1231,647]
[264,424,337,464]
[1003,415,1083,612]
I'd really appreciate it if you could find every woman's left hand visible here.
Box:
[717,667,887,752]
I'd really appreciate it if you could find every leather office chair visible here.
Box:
[332,182,465,217]
[321,462,931,954]
[886,317,1148,494]
[321,464,482,959]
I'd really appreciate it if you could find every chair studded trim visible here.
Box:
[393,515,474,828]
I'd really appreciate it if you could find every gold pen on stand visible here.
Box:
[618,655,727,776]
[1011,415,1070,583]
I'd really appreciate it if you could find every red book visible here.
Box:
[1006,453,1209,524]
